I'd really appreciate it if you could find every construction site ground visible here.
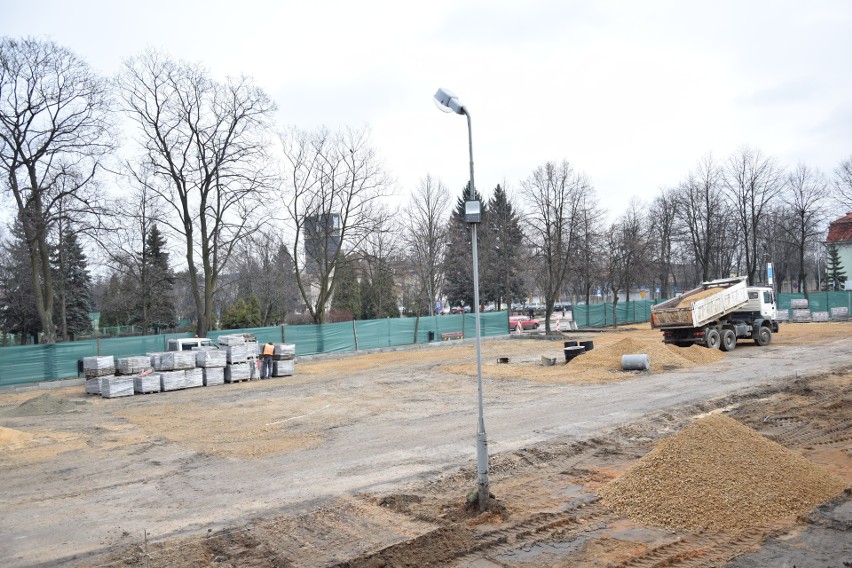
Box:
[1,322,850,567]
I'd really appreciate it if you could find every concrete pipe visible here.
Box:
[621,354,650,371]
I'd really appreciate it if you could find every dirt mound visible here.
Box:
[673,286,722,308]
[576,337,724,371]
[0,393,88,417]
[599,413,846,532]
[0,426,35,446]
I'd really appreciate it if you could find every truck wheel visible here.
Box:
[754,326,772,346]
[720,329,737,352]
[705,329,721,349]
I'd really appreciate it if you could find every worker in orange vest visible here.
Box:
[261,342,274,379]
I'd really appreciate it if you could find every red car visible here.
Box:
[509,315,539,331]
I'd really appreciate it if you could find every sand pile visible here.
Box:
[673,286,723,308]
[0,426,35,447]
[575,337,724,371]
[599,414,846,532]
[0,393,88,417]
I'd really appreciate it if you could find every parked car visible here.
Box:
[509,315,539,331]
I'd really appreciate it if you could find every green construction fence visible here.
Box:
[0,312,510,388]
[570,300,656,328]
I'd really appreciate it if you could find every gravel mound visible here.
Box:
[599,414,846,532]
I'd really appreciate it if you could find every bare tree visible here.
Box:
[724,146,786,284]
[617,199,652,302]
[676,154,729,283]
[402,174,450,315]
[778,164,829,295]
[647,188,679,299]
[569,192,605,306]
[116,49,277,336]
[834,155,852,210]
[0,37,113,343]
[279,125,392,324]
[521,160,591,332]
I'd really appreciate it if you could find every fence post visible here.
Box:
[352,319,359,351]
[97,336,101,356]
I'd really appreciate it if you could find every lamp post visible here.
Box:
[434,87,490,511]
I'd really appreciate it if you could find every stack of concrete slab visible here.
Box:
[776,310,790,322]
[202,367,225,386]
[116,356,151,375]
[195,350,226,368]
[160,351,196,370]
[242,334,259,379]
[792,309,812,322]
[83,356,115,379]
[224,362,250,383]
[100,376,134,398]
[184,367,204,388]
[830,307,849,321]
[160,370,189,392]
[149,352,166,371]
[790,298,810,309]
[272,343,296,377]
[85,377,101,395]
[133,373,161,394]
[812,311,830,322]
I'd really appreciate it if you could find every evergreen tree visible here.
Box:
[0,221,42,342]
[52,228,93,341]
[443,182,486,309]
[822,244,847,291]
[133,224,177,333]
[331,256,362,319]
[98,273,134,328]
[483,184,526,309]
[220,294,262,329]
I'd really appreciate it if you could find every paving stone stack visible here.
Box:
[219,334,249,382]
[85,377,102,395]
[272,343,296,377]
[830,306,849,321]
[133,373,161,394]
[160,351,196,370]
[116,356,152,375]
[241,334,259,379]
[812,311,830,322]
[184,367,203,388]
[83,356,115,379]
[196,349,226,386]
[100,376,134,398]
[159,370,189,391]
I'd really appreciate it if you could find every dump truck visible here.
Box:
[650,277,779,351]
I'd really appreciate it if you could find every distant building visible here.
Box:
[825,212,852,290]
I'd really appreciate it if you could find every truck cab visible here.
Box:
[167,337,214,351]
[736,287,777,321]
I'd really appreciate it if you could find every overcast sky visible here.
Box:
[3,0,852,219]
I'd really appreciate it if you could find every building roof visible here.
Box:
[826,212,852,243]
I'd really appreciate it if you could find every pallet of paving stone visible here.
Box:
[776,309,790,322]
[830,306,849,321]
[196,349,227,368]
[133,373,161,394]
[85,377,101,395]
[83,356,115,379]
[811,311,830,322]
[160,370,188,391]
[203,367,225,386]
[160,351,196,370]
[222,343,248,363]
[791,309,812,322]
[100,376,134,398]
[272,359,294,377]
[790,298,809,309]
[184,368,203,388]
[273,343,296,360]
[217,334,246,346]
[117,356,152,375]
[224,362,250,383]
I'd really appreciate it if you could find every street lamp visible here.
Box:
[434,87,490,512]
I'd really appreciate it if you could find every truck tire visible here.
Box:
[720,329,737,352]
[754,326,772,346]
[705,329,721,349]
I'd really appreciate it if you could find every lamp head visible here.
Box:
[464,200,481,224]
[434,87,464,114]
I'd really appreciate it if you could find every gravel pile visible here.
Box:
[673,286,725,308]
[599,414,846,532]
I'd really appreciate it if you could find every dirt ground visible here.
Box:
[1,322,850,567]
